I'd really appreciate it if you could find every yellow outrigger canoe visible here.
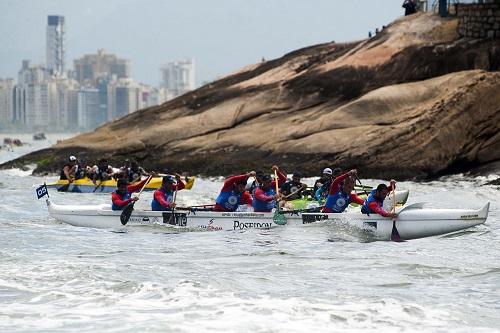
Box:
[46,176,195,193]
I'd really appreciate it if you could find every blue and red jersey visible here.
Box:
[111,178,149,211]
[252,171,287,212]
[151,180,185,211]
[214,174,252,212]
[322,173,364,213]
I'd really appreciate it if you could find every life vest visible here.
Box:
[59,163,72,180]
[216,189,243,212]
[112,190,131,211]
[252,186,276,212]
[151,188,174,211]
[361,189,384,215]
[324,190,351,213]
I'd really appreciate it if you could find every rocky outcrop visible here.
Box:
[2,13,500,179]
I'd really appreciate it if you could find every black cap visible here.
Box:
[162,176,175,184]
[292,172,302,178]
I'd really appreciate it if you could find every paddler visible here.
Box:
[59,155,78,183]
[252,166,287,212]
[111,177,150,211]
[321,169,364,213]
[314,167,342,201]
[361,180,398,218]
[213,172,255,212]
[280,172,307,200]
[151,174,185,211]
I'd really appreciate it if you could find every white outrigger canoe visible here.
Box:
[45,199,490,241]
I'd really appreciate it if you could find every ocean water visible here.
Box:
[0,134,499,332]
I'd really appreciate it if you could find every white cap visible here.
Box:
[69,155,77,162]
[323,167,332,175]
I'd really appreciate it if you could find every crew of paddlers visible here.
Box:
[59,155,398,218]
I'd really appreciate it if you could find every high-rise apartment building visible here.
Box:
[15,61,54,130]
[74,49,130,86]
[0,79,15,126]
[77,88,100,131]
[160,59,195,99]
[108,78,141,120]
[46,15,66,75]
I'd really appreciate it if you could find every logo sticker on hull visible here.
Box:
[302,214,329,224]
[162,212,187,226]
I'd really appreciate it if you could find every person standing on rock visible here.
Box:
[252,166,287,213]
[151,175,185,211]
[361,180,398,218]
[280,172,307,201]
[321,169,364,213]
[214,172,255,212]
[111,177,150,211]
[402,0,417,16]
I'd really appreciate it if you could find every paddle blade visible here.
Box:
[57,183,71,192]
[120,202,135,225]
[273,210,287,225]
[390,220,403,242]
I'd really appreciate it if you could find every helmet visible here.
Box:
[323,168,332,175]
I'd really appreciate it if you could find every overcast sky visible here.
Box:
[0,0,404,86]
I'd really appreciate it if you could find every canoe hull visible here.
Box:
[46,176,195,193]
[46,200,489,241]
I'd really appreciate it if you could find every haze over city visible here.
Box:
[0,0,404,86]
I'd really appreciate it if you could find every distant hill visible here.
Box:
[3,13,500,179]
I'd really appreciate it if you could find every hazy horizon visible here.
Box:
[0,0,404,86]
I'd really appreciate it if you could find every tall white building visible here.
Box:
[15,61,54,130]
[160,59,195,99]
[77,88,100,131]
[46,15,66,75]
[0,78,15,126]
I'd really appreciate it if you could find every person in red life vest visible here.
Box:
[214,171,255,212]
[111,177,149,211]
[321,169,364,213]
[252,166,287,212]
[361,180,398,218]
[151,174,185,211]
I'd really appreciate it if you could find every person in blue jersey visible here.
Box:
[321,169,364,213]
[314,167,342,201]
[151,174,185,211]
[361,180,398,218]
[253,166,287,212]
[111,177,150,211]
[213,171,255,212]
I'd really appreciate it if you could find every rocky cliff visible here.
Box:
[3,13,500,179]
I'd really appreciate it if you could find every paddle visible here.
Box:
[390,184,403,242]
[273,169,287,225]
[168,183,179,225]
[283,184,307,200]
[120,175,153,226]
[354,175,370,197]
[92,180,103,193]
[57,181,71,192]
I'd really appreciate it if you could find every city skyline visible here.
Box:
[0,0,405,86]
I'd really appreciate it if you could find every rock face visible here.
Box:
[3,13,500,179]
